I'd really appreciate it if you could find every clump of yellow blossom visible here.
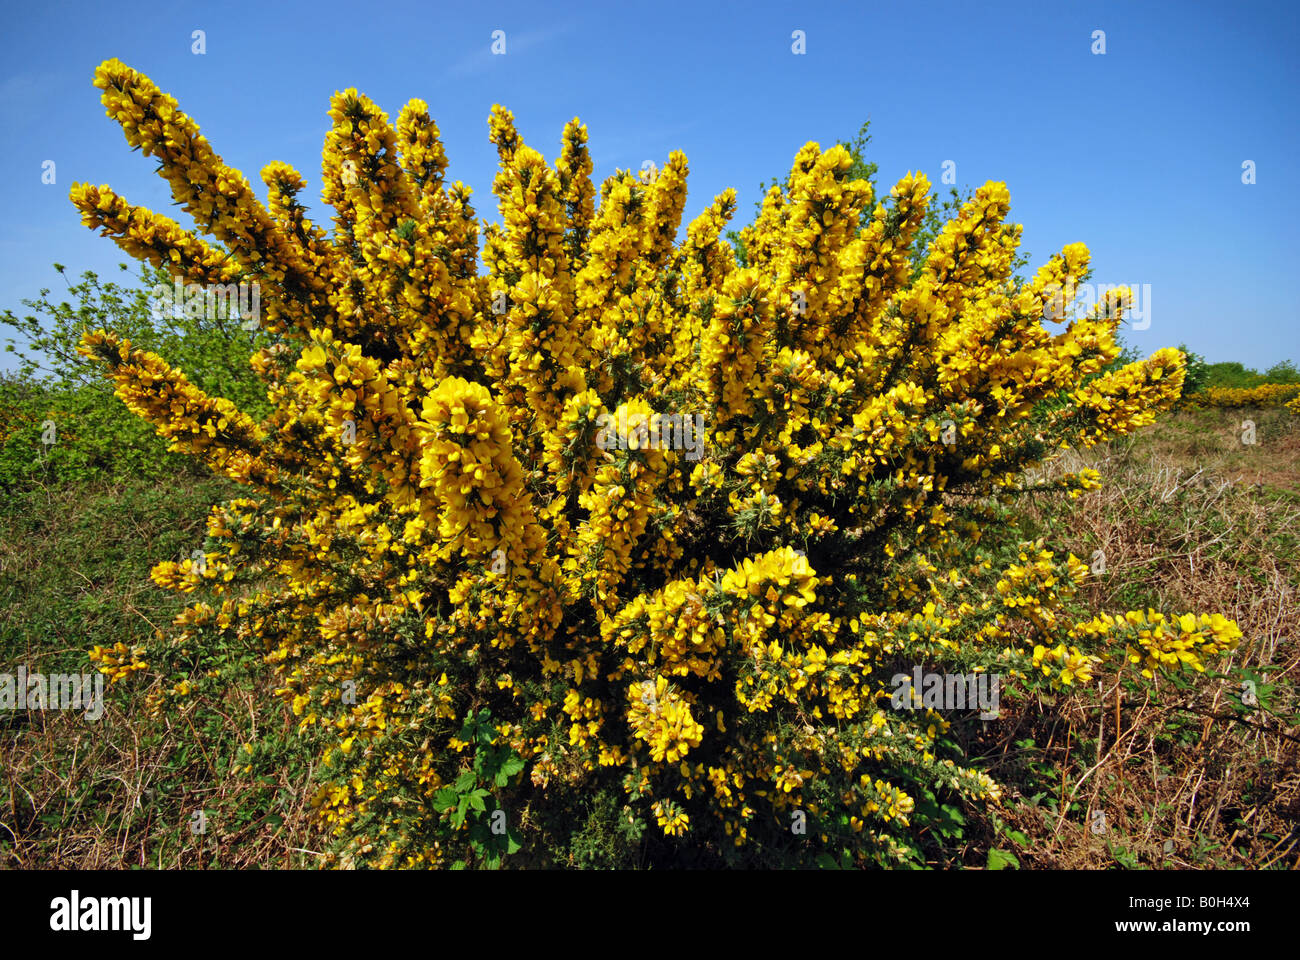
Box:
[69,58,1241,868]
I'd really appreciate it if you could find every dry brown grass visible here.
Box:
[985,406,1300,867]
[0,478,321,869]
[3,693,321,868]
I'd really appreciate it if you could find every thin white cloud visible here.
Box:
[442,22,577,79]
[0,72,57,121]
[589,121,700,170]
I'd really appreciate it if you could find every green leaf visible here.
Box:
[987,848,1019,871]
[500,755,525,777]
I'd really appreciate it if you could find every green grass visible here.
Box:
[1,474,320,868]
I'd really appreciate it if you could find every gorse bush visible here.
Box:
[1185,382,1300,409]
[72,59,1242,868]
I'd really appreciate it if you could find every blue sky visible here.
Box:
[1,0,1296,371]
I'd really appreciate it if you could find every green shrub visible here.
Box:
[1,263,276,493]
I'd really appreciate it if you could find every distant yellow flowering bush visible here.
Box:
[72,59,1240,867]
[1185,383,1300,408]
